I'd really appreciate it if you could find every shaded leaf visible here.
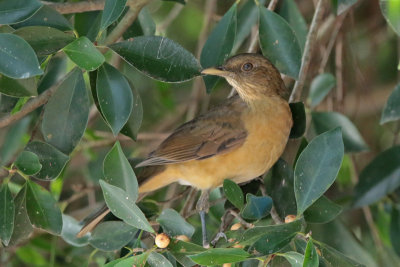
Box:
[89,221,136,251]
[120,80,143,141]
[0,33,43,79]
[290,102,306,138]
[0,94,19,112]
[278,251,304,267]
[15,151,42,176]
[0,184,14,246]
[381,83,400,124]
[157,208,195,238]
[167,239,205,266]
[0,75,37,97]
[42,68,89,154]
[0,0,42,24]
[223,179,244,209]
[295,128,344,215]
[259,7,301,79]
[109,36,201,82]
[74,11,102,42]
[37,55,67,94]
[304,196,342,224]
[189,248,250,266]
[390,205,400,256]
[308,73,336,108]
[303,239,318,267]
[63,36,105,71]
[101,0,127,31]
[61,214,90,247]
[241,193,272,220]
[147,252,174,267]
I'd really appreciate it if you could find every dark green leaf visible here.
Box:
[15,151,42,175]
[241,193,272,220]
[303,239,318,267]
[25,180,62,235]
[0,94,19,112]
[200,3,237,91]
[223,179,244,209]
[99,180,154,232]
[89,221,136,251]
[123,7,155,38]
[337,0,358,15]
[25,141,69,180]
[157,208,195,238]
[354,146,400,207]
[42,68,89,154]
[304,196,342,224]
[0,75,37,97]
[61,215,90,247]
[168,239,205,266]
[259,7,301,79]
[101,0,127,31]
[390,205,400,256]
[74,11,102,42]
[278,251,304,267]
[120,80,143,141]
[103,141,138,200]
[315,241,365,267]
[37,56,67,94]
[381,83,400,124]
[14,26,75,56]
[295,128,344,215]
[0,0,42,24]
[0,33,43,79]
[290,102,306,138]
[380,0,400,35]
[189,248,250,266]
[147,252,174,267]
[0,25,14,33]
[0,184,14,246]
[308,73,336,108]
[113,251,150,267]
[312,111,368,152]
[97,63,133,135]
[109,36,201,82]
[63,36,105,71]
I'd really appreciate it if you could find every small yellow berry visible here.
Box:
[155,233,170,248]
[222,263,232,267]
[230,223,242,231]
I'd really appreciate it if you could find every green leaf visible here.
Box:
[101,0,127,31]
[123,7,155,38]
[0,184,14,246]
[97,63,133,135]
[61,215,90,247]
[25,141,69,180]
[157,208,195,238]
[99,180,154,232]
[304,196,342,224]
[200,3,237,92]
[295,128,344,215]
[0,33,43,79]
[168,239,205,266]
[63,36,105,71]
[308,73,336,108]
[315,241,365,267]
[0,0,42,24]
[103,141,138,200]
[303,239,318,267]
[14,26,75,56]
[89,221,137,251]
[278,251,304,267]
[241,193,272,220]
[223,179,244,209]
[381,83,400,124]
[147,252,174,267]
[74,11,102,42]
[337,0,358,15]
[25,180,62,235]
[15,245,47,266]
[120,80,143,141]
[312,111,368,153]
[0,75,37,97]
[354,146,400,207]
[390,205,400,256]
[189,248,250,266]
[114,251,150,267]
[42,68,89,154]
[0,94,19,112]
[109,36,201,82]
[290,102,306,138]
[380,0,400,35]
[37,56,67,94]
[14,151,42,176]
[259,7,301,79]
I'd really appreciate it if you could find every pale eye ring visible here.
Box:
[242,62,253,71]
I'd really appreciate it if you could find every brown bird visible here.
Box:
[77,53,293,246]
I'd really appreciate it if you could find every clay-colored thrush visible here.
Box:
[77,53,293,244]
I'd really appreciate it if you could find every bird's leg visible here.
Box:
[196,189,211,248]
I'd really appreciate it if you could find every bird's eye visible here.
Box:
[242,62,253,71]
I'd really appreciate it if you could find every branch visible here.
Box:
[42,0,105,14]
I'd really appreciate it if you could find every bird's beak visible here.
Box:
[201,67,230,77]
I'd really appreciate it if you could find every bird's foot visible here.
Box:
[210,232,228,247]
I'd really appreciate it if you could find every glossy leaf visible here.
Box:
[381,83,400,124]
[312,111,368,153]
[89,221,136,251]
[223,179,244,209]
[201,3,237,91]
[354,146,400,207]
[14,26,75,56]
[25,141,69,180]
[337,0,358,15]
[63,36,105,71]
[109,36,201,82]
[25,181,62,235]
[14,151,42,176]
[156,208,195,238]
[290,102,306,138]
[120,80,143,141]
[316,241,365,267]
[390,205,400,256]
[97,63,133,135]
[295,128,344,215]
[0,33,43,79]
[0,184,14,246]
[304,196,342,224]
[101,0,127,31]
[259,7,301,79]
[0,75,37,97]
[278,251,304,267]
[147,252,174,267]
[99,180,153,232]
[61,215,90,247]
[241,193,272,220]
[308,73,336,108]
[0,0,42,24]
[103,141,138,200]
[42,68,89,154]
[189,248,250,265]
[303,239,319,267]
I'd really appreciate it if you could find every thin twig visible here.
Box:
[42,0,105,14]
[289,0,325,103]
[335,31,344,111]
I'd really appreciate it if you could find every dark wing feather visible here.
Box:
[136,96,248,167]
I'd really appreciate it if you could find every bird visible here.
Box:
[77,53,293,247]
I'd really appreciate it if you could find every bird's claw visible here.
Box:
[211,232,228,247]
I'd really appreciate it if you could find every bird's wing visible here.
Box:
[136,96,248,167]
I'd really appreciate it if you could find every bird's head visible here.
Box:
[201,53,288,102]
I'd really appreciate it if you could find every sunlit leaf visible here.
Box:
[101,0,127,31]
[157,208,195,238]
[63,36,105,71]
[89,221,137,251]
[0,184,14,246]
[189,248,250,265]
[0,0,42,24]
[223,179,244,209]
[308,73,336,108]
[381,83,400,124]
[14,151,42,175]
